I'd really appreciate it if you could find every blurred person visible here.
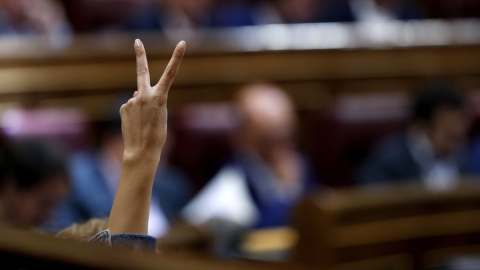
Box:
[356,80,474,191]
[318,0,424,23]
[0,0,71,47]
[211,0,256,27]
[181,82,317,232]
[253,0,322,24]
[59,0,150,33]
[125,0,215,38]
[0,138,69,228]
[44,114,194,238]
[125,0,255,39]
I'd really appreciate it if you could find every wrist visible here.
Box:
[121,151,160,182]
[122,150,161,166]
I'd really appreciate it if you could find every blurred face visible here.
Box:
[3,175,69,227]
[425,107,470,157]
[244,111,295,153]
[238,84,296,156]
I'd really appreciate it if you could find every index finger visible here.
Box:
[155,40,186,96]
[135,39,151,93]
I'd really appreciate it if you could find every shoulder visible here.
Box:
[356,132,417,185]
[367,133,410,162]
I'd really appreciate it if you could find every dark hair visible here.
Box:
[411,80,465,124]
[0,139,68,190]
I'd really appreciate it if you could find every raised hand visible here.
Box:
[108,40,186,236]
[121,39,186,164]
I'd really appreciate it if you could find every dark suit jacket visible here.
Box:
[356,132,474,186]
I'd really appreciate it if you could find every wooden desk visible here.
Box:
[0,226,311,270]
[292,180,480,269]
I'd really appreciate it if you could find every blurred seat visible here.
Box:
[292,180,480,270]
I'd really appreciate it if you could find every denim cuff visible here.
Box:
[89,229,156,253]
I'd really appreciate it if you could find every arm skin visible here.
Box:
[107,39,186,236]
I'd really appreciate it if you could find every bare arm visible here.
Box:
[107,39,186,236]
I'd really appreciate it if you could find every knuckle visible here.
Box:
[137,67,149,76]
[154,94,168,106]
[119,104,126,114]
[137,95,148,104]
[165,67,177,79]
[135,47,144,56]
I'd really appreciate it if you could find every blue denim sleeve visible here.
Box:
[89,229,156,253]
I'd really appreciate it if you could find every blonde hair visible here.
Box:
[55,218,108,243]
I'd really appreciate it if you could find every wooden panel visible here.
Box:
[0,226,311,270]
[0,46,478,122]
[0,22,478,123]
[0,46,479,94]
[292,180,480,269]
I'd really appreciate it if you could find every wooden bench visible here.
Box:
[292,180,480,269]
[0,226,311,270]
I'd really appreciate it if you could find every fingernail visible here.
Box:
[179,40,186,46]
[135,39,141,48]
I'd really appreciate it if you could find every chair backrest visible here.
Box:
[292,180,480,269]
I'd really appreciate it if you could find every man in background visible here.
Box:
[356,80,474,191]
[181,82,317,230]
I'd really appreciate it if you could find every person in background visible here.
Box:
[318,0,424,23]
[356,80,474,191]
[124,0,255,40]
[122,0,211,41]
[0,0,71,47]
[0,139,69,228]
[59,0,150,33]
[253,0,322,24]
[43,113,194,238]
[181,82,317,231]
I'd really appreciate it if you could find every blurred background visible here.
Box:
[0,0,480,269]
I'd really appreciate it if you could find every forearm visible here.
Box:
[107,155,159,235]
[105,39,185,238]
